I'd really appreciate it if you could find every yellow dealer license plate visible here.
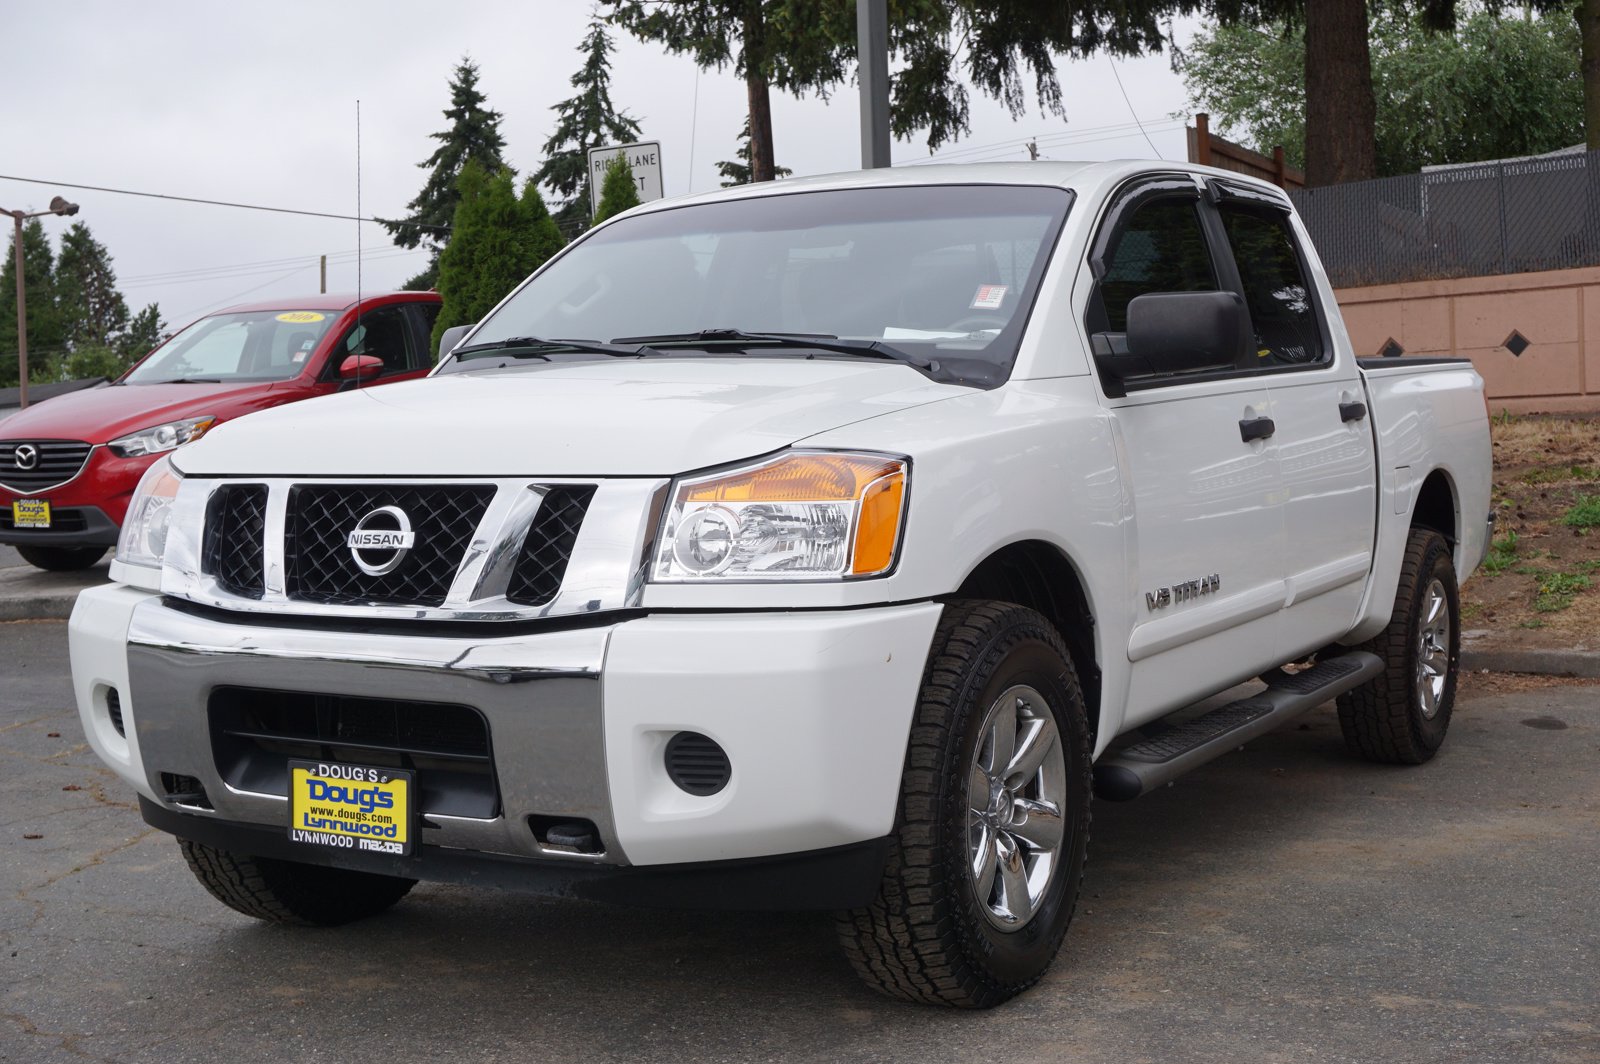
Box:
[288,760,413,857]
[12,499,50,528]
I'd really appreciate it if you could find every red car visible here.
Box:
[0,291,441,571]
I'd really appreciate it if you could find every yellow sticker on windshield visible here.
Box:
[275,311,326,323]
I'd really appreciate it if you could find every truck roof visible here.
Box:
[623,159,1292,219]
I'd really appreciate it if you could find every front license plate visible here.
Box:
[12,499,50,528]
[287,760,413,857]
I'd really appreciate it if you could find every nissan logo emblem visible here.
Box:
[346,505,417,576]
[14,444,38,471]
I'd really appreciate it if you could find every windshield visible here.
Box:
[448,185,1073,384]
[123,309,338,384]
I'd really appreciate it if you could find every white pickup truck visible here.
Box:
[69,161,1492,1008]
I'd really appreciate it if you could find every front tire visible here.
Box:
[179,839,415,926]
[837,600,1092,1008]
[16,544,107,571]
[1337,527,1460,764]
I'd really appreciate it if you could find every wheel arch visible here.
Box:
[1410,468,1459,549]
[953,540,1103,743]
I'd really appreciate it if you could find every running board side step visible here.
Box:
[1092,652,1384,801]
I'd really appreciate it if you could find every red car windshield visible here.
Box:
[123,310,337,384]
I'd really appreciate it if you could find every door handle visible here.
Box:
[1340,401,1368,423]
[1239,416,1276,443]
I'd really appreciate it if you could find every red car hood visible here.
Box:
[0,380,296,444]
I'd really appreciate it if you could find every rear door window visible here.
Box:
[1216,205,1326,367]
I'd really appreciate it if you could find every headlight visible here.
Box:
[116,456,182,569]
[651,451,908,582]
[108,415,216,457]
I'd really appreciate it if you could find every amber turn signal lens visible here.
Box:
[851,471,906,576]
[683,453,902,503]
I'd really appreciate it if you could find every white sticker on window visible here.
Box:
[971,284,1008,310]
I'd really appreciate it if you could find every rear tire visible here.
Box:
[179,839,415,926]
[837,600,1092,1008]
[1336,527,1460,764]
[17,544,107,571]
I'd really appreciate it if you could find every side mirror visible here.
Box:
[1093,291,1252,396]
[438,324,473,359]
[339,354,384,382]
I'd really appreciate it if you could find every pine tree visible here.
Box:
[592,154,642,224]
[717,119,793,187]
[383,58,509,289]
[534,9,644,234]
[0,218,64,388]
[519,179,567,272]
[431,164,567,355]
[56,222,131,350]
[605,1,1064,184]
[117,304,167,366]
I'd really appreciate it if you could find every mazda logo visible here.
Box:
[346,505,417,576]
[14,444,38,471]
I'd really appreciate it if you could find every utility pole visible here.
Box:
[320,254,327,295]
[3,196,80,409]
[857,0,890,169]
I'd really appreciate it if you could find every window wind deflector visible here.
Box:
[451,335,660,361]
[1206,179,1293,212]
[610,329,933,370]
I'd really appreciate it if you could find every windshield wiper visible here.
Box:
[611,329,931,370]
[451,335,659,361]
[164,377,223,383]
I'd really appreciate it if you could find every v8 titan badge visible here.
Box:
[288,760,413,856]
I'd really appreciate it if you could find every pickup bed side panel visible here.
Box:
[1346,363,1492,644]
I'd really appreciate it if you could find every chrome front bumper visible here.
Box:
[123,598,628,864]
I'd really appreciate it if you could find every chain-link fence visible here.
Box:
[1290,148,1600,289]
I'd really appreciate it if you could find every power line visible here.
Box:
[166,264,318,326]
[0,173,449,231]
[1108,58,1164,160]
[119,249,424,291]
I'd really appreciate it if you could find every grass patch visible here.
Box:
[1562,495,1600,529]
[1518,619,1547,629]
[1577,560,1600,574]
[1534,571,1591,613]
[1480,530,1521,574]
[1523,464,1600,485]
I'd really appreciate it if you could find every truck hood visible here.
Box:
[0,380,293,444]
[172,359,964,478]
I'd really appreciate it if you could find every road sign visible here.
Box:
[586,141,664,216]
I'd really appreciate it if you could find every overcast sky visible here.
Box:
[3,1,1200,330]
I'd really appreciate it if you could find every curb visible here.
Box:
[0,591,79,622]
[1462,648,1600,679]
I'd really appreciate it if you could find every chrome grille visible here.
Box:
[507,485,596,607]
[283,483,495,607]
[0,440,93,492]
[202,485,269,599]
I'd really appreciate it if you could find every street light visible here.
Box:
[3,194,81,409]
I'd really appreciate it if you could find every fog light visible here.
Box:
[665,732,731,796]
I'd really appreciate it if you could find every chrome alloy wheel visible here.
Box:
[966,685,1067,931]
[1416,577,1453,720]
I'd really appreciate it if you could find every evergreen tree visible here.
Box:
[605,1,1067,184]
[117,304,167,367]
[519,179,568,271]
[431,163,566,355]
[1183,6,1584,176]
[717,118,793,187]
[383,58,509,289]
[592,154,643,224]
[534,8,644,231]
[0,218,64,388]
[56,222,131,350]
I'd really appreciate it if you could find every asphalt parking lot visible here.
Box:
[2,619,1597,1064]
